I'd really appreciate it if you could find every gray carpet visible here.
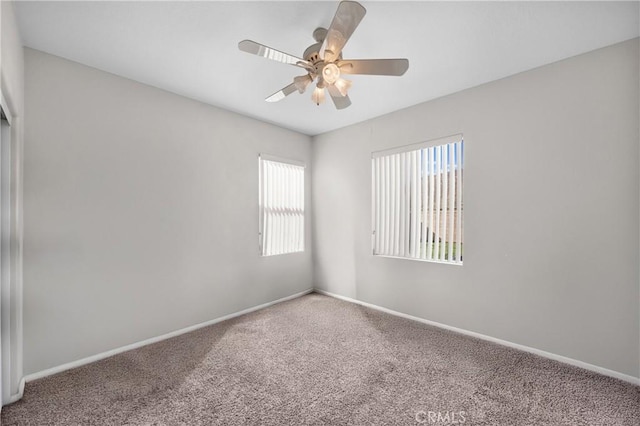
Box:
[2,293,639,425]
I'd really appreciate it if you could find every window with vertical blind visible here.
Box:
[372,135,464,264]
[259,155,305,256]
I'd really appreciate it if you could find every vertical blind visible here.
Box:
[372,136,464,264]
[259,156,305,256]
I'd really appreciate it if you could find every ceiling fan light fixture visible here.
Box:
[334,77,352,97]
[294,74,312,93]
[312,86,325,105]
[322,63,341,85]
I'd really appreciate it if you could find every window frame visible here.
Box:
[258,154,305,257]
[371,134,464,265]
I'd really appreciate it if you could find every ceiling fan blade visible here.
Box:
[265,83,297,103]
[327,84,352,110]
[320,1,366,63]
[337,59,409,76]
[239,40,311,70]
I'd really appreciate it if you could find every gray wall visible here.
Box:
[312,39,639,378]
[23,49,313,375]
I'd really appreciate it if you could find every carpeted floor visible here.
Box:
[2,293,639,425]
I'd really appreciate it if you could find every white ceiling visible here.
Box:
[14,1,639,136]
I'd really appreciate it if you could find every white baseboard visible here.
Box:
[313,289,640,386]
[23,288,314,384]
[8,377,25,404]
[11,286,639,403]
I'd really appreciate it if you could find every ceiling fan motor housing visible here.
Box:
[304,43,323,66]
[304,28,344,86]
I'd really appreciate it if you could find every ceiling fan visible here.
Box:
[238,1,409,110]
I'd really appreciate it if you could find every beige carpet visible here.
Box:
[2,293,639,425]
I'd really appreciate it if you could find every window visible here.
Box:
[372,135,464,264]
[259,155,305,256]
